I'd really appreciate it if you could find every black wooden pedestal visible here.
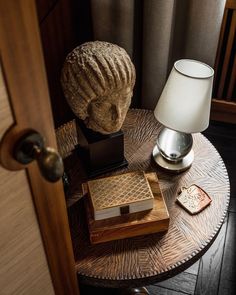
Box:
[76,120,128,177]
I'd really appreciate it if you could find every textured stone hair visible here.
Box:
[61,41,136,120]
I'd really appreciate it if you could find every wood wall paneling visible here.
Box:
[212,0,236,123]
[36,0,58,23]
[211,99,236,123]
[227,0,236,10]
[216,10,235,99]
[37,0,81,127]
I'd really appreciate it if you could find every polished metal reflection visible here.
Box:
[156,127,193,162]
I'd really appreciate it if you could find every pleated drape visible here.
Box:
[90,0,226,109]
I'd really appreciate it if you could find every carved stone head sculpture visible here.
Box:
[61,41,136,134]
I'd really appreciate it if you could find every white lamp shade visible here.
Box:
[154,59,214,133]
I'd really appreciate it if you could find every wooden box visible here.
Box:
[87,171,154,220]
[82,172,170,244]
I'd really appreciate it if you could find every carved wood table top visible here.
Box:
[56,109,230,288]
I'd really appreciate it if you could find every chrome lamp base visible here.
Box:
[152,127,194,173]
[152,145,194,172]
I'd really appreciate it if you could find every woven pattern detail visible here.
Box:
[88,172,154,211]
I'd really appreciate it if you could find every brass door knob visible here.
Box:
[14,131,64,182]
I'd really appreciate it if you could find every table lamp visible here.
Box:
[153,59,214,172]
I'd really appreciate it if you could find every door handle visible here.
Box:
[14,131,64,182]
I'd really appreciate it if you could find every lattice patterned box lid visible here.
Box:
[87,171,154,220]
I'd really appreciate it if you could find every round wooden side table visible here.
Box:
[56,109,230,290]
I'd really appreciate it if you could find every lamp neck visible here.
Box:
[157,127,193,163]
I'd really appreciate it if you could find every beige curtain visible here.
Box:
[90,0,226,109]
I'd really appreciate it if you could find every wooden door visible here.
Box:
[0,1,79,294]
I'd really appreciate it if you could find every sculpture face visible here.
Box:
[61,41,136,134]
[86,88,133,134]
